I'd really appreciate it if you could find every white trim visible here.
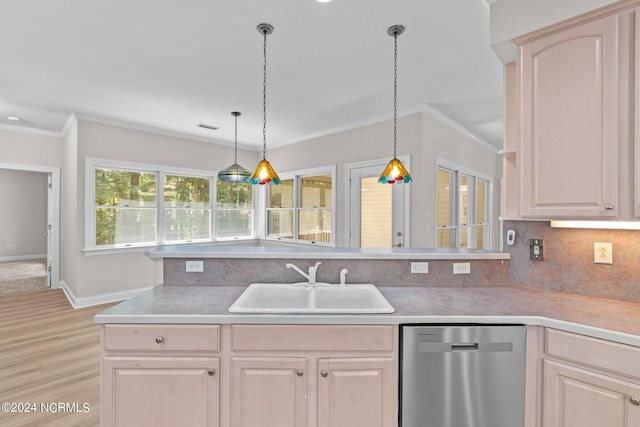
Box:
[273,105,427,148]
[59,280,154,309]
[76,113,259,151]
[272,103,499,153]
[344,156,411,248]
[421,104,499,153]
[262,165,337,247]
[0,163,61,290]
[61,112,77,136]
[0,123,63,138]
[0,254,47,262]
[435,158,494,249]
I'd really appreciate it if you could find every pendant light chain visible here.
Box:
[393,31,398,159]
[262,30,268,161]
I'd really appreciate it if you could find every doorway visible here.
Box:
[0,164,60,296]
[346,157,410,248]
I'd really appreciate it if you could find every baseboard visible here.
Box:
[0,254,47,262]
[58,280,153,309]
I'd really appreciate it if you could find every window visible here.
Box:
[164,174,211,243]
[436,163,491,249]
[215,180,253,239]
[86,158,255,250]
[266,167,335,245]
[94,168,157,246]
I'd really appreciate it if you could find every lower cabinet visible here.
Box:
[102,357,220,427]
[101,323,398,427]
[542,329,640,427]
[317,358,395,427]
[544,361,640,427]
[230,357,308,427]
[230,356,395,427]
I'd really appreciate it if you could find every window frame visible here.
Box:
[262,165,336,246]
[84,157,256,253]
[435,160,492,249]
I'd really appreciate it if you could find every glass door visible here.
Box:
[347,159,408,248]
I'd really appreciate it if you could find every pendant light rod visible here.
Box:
[249,23,280,185]
[258,23,273,161]
[231,111,240,164]
[378,24,411,184]
[388,25,404,159]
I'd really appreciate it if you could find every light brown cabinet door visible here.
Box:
[544,360,640,427]
[317,358,396,427]
[102,356,219,427]
[230,357,308,427]
[519,12,619,218]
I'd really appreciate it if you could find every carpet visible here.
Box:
[0,259,48,296]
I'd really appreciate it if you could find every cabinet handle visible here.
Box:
[296,370,304,377]
[320,370,329,378]
[155,336,164,344]
[604,203,614,210]
[631,397,640,406]
[208,369,216,377]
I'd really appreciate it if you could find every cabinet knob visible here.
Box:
[155,336,164,344]
[296,370,304,377]
[320,370,329,378]
[604,203,614,210]
[631,397,640,406]
[208,369,216,377]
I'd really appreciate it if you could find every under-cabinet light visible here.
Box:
[550,220,640,230]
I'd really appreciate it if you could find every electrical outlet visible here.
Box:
[453,262,471,274]
[594,242,613,264]
[411,262,429,274]
[185,260,204,272]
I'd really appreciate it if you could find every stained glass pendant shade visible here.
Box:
[249,23,281,185]
[218,112,251,183]
[379,24,412,185]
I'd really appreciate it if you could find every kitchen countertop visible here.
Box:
[94,284,640,347]
[146,244,510,260]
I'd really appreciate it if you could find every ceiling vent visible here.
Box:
[196,123,220,131]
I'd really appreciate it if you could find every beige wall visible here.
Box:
[0,112,499,303]
[268,111,500,249]
[71,120,258,299]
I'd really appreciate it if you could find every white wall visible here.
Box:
[267,111,500,249]
[0,113,499,303]
[0,169,48,259]
[71,119,258,300]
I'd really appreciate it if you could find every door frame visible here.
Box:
[0,162,60,289]
[344,156,411,248]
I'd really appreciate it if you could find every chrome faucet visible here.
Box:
[339,268,348,286]
[286,262,321,284]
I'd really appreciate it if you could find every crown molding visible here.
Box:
[0,123,62,138]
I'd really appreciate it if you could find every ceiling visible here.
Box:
[0,0,503,151]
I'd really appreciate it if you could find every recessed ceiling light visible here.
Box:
[7,116,20,121]
[316,0,332,3]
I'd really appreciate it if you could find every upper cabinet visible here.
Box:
[506,4,640,220]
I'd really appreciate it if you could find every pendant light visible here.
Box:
[217,111,251,183]
[249,23,281,185]
[379,25,412,184]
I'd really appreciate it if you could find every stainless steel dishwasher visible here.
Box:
[400,324,526,427]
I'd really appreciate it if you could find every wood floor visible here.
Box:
[0,289,116,426]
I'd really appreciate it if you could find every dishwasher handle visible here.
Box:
[451,343,479,351]
[417,342,513,353]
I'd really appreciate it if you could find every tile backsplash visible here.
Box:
[164,258,507,287]
[503,220,640,303]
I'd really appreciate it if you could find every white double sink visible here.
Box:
[229,282,395,314]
